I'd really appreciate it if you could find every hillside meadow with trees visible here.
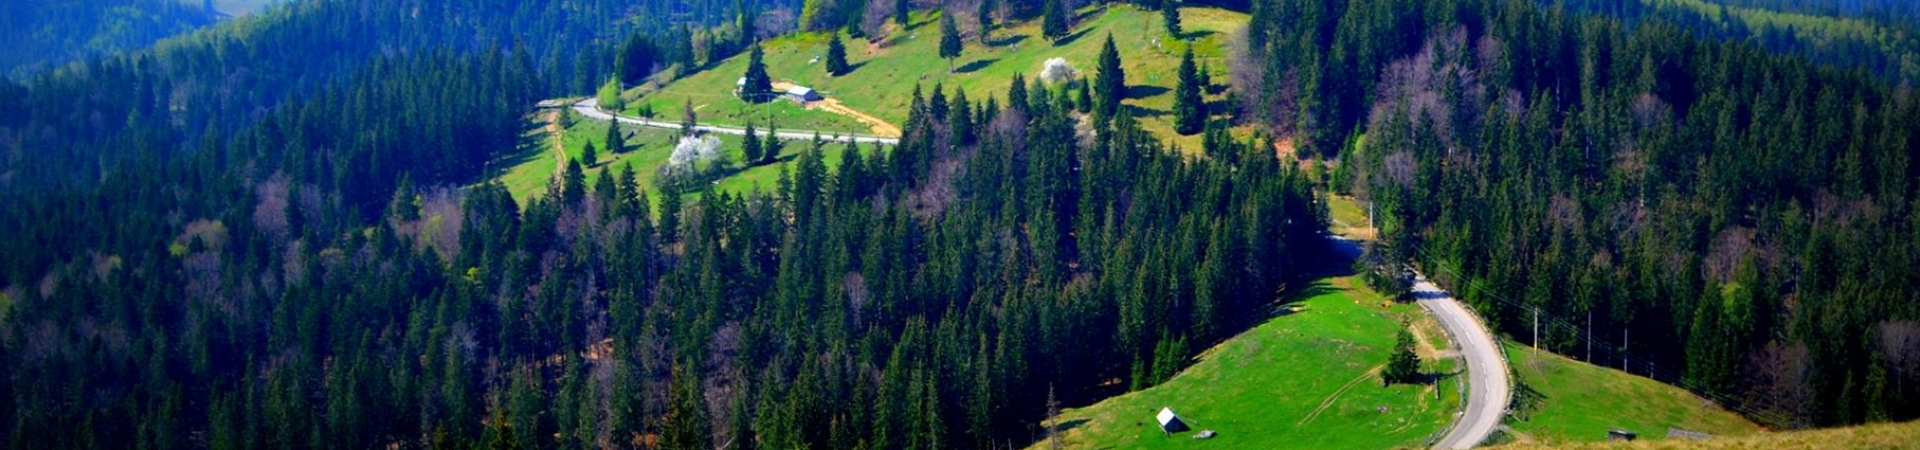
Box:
[4,0,1920,448]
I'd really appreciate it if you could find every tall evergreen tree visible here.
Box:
[1043,0,1070,41]
[895,0,911,28]
[976,0,996,44]
[580,140,599,168]
[1161,0,1182,37]
[1384,325,1421,385]
[604,121,625,154]
[743,122,764,164]
[682,98,698,136]
[741,43,774,102]
[939,12,963,72]
[826,32,850,76]
[1093,34,1126,120]
[1173,46,1205,135]
[663,364,710,450]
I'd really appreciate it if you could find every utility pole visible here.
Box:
[1586,312,1592,362]
[1622,327,1629,374]
[1532,308,1539,354]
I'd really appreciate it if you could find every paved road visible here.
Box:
[572,98,902,145]
[1329,236,1509,449]
[1414,273,1511,449]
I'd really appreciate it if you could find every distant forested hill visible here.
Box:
[0,0,219,78]
[1233,0,1920,429]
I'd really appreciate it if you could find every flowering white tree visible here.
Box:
[659,135,730,192]
[1040,57,1076,84]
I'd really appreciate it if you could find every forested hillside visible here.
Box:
[0,0,219,78]
[1234,0,1920,428]
[0,0,1328,448]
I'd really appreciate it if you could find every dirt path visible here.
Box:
[1297,364,1387,426]
[770,81,904,138]
[545,111,569,175]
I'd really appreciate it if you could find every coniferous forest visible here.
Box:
[3,0,1920,447]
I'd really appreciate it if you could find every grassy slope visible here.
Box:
[492,112,856,205]
[634,5,1246,150]
[1503,340,1761,445]
[1500,420,1920,450]
[1038,276,1461,450]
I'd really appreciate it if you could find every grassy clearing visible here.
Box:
[491,112,864,206]
[1499,419,1920,450]
[633,5,1247,150]
[1501,340,1761,445]
[1038,275,1460,450]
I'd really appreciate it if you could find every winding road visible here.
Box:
[572,98,901,145]
[1330,236,1509,449]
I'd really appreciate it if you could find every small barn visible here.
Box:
[1156,408,1189,434]
[786,85,822,102]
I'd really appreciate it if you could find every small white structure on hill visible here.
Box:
[786,85,822,102]
[1156,407,1189,434]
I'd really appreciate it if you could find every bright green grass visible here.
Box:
[211,0,278,16]
[627,94,871,139]
[1503,340,1761,445]
[492,113,867,206]
[635,5,1246,149]
[1041,277,1459,450]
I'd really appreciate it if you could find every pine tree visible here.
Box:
[1043,0,1069,41]
[1173,46,1205,135]
[1094,34,1126,120]
[603,121,625,154]
[895,0,910,27]
[826,32,850,76]
[939,12,963,72]
[743,122,764,165]
[1160,0,1182,37]
[663,363,710,450]
[762,126,783,165]
[976,0,995,44]
[1384,325,1420,385]
[1008,72,1029,113]
[741,43,774,102]
[682,98,698,136]
[580,140,599,168]
[562,160,587,205]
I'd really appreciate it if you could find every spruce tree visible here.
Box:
[1007,72,1029,112]
[742,122,763,165]
[603,121,625,154]
[1161,0,1182,37]
[826,32,850,76]
[895,0,910,27]
[1173,46,1205,135]
[580,140,598,168]
[1093,34,1126,120]
[741,43,773,102]
[939,12,963,72]
[1384,325,1421,385]
[662,364,710,450]
[1042,0,1069,41]
[681,98,698,136]
[762,126,783,165]
[976,0,995,44]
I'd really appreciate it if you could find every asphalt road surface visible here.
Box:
[1328,236,1509,449]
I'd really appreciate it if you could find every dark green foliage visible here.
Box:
[1043,0,1070,41]
[743,122,765,164]
[604,122,626,154]
[1384,326,1420,385]
[939,12,963,71]
[741,43,774,102]
[760,125,784,165]
[683,98,699,135]
[1161,0,1182,36]
[581,140,600,167]
[977,0,996,44]
[896,0,911,27]
[1173,46,1205,135]
[1094,34,1126,120]
[616,32,661,85]
[826,32,850,75]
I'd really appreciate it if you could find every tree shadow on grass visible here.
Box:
[1052,27,1093,47]
[990,33,1029,48]
[955,58,999,74]
[1126,85,1171,99]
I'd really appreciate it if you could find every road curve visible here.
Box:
[572,98,902,145]
[1414,273,1510,449]
[1328,236,1508,449]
